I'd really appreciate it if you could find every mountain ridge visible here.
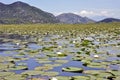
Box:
[0,1,59,24]
[56,13,95,24]
[98,18,120,23]
[0,1,120,24]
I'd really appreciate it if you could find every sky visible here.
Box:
[0,0,120,21]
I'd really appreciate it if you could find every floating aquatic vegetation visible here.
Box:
[44,64,61,67]
[4,74,26,80]
[0,72,15,77]
[84,70,104,75]
[55,60,69,64]
[9,65,28,70]
[62,67,84,73]
[34,66,53,71]
[0,23,120,79]
[21,70,44,76]
[37,60,52,64]
[50,76,71,80]
[71,76,90,80]
[41,71,59,77]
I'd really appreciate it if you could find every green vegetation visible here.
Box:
[0,22,120,80]
[0,23,119,35]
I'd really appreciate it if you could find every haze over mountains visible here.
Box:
[0,1,120,24]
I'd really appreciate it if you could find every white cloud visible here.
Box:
[77,10,111,17]
[100,11,109,16]
[79,10,94,16]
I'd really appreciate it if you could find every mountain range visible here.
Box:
[56,13,95,24]
[0,1,59,24]
[0,1,120,24]
[98,18,120,23]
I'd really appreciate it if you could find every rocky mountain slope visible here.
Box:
[0,1,59,24]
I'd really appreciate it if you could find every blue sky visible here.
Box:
[0,0,120,20]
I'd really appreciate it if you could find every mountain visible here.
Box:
[0,1,59,24]
[98,18,120,23]
[56,13,95,24]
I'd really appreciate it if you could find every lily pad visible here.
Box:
[71,76,90,80]
[55,60,68,64]
[9,66,28,70]
[108,70,120,76]
[0,72,15,77]
[37,60,52,64]
[17,63,27,66]
[84,70,104,75]
[41,71,59,76]
[34,66,53,71]
[21,70,44,76]
[51,76,71,80]
[44,64,61,67]
[96,72,114,78]
[0,63,15,70]
[5,74,25,80]
[62,67,84,73]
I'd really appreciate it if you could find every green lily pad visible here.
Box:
[34,66,53,71]
[46,53,57,57]
[108,70,120,76]
[71,76,90,80]
[84,70,104,75]
[0,63,15,70]
[115,76,120,80]
[0,56,5,62]
[50,76,71,80]
[41,71,59,76]
[0,72,15,77]
[96,72,114,78]
[21,70,44,76]
[9,66,28,70]
[62,67,84,73]
[96,78,109,80]
[37,60,52,64]
[5,74,25,80]
[17,63,27,66]
[55,60,68,64]
[44,64,61,67]
[87,62,106,68]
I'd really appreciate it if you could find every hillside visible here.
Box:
[0,1,59,24]
[56,13,95,24]
[98,18,120,23]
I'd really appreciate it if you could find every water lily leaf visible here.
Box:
[96,72,114,79]
[17,63,27,66]
[71,76,90,80]
[9,66,28,70]
[62,67,83,73]
[44,64,61,67]
[84,70,104,75]
[5,74,25,80]
[108,70,120,76]
[55,60,68,64]
[0,63,15,70]
[41,71,59,76]
[51,76,71,80]
[0,72,15,77]
[87,62,106,68]
[37,60,52,64]
[115,76,120,80]
[34,66,53,71]
[21,70,44,76]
